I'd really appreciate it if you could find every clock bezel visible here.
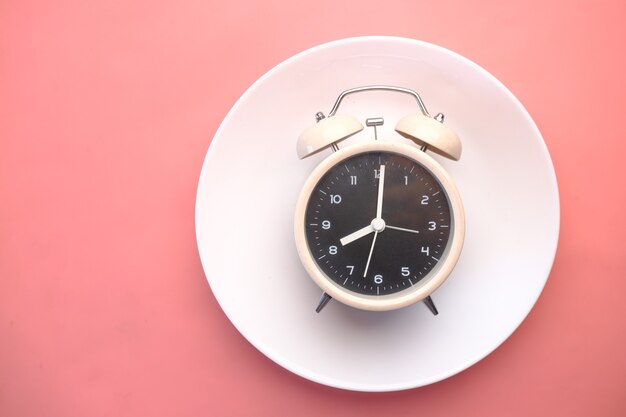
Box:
[294,140,465,311]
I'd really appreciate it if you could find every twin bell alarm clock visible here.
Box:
[294,86,465,315]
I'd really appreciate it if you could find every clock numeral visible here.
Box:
[421,195,429,205]
[322,220,331,230]
[428,221,437,231]
[330,194,342,204]
[346,265,354,275]
[374,169,381,179]
[401,267,410,277]
[404,175,409,185]
[329,245,338,255]
[350,175,357,185]
[421,246,430,256]
[374,274,383,284]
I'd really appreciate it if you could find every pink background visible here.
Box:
[1,0,625,416]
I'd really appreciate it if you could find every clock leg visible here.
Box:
[315,292,332,313]
[423,296,439,316]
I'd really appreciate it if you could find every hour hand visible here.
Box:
[340,224,375,246]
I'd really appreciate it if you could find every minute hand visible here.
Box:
[376,164,385,219]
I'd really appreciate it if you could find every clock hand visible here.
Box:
[376,164,385,219]
[385,225,420,235]
[340,217,388,246]
[340,224,375,246]
[363,231,378,277]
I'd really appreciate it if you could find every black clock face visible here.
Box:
[304,151,452,296]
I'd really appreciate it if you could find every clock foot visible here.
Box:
[423,296,438,316]
[315,292,332,313]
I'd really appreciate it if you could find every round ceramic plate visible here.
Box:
[195,37,559,391]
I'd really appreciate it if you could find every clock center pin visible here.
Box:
[371,217,386,232]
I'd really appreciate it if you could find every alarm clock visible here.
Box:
[294,85,465,315]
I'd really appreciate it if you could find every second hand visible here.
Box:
[363,231,378,277]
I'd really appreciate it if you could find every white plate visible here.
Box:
[195,37,559,391]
